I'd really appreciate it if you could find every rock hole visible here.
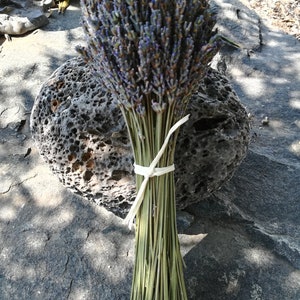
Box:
[86,159,95,169]
[83,170,94,181]
[68,153,76,161]
[82,151,92,161]
[109,170,129,181]
[69,145,78,152]
[81,114,90,121]
[193,116,227,131]
[72,161,81,171]
[202,150,209,157]
[195,182,205,193]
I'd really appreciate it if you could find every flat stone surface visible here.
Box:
[211,0,300,274]
[0,1,299,299]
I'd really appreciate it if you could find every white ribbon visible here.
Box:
[124,114,190,229]
[134,164,175,177]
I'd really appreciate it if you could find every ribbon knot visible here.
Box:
[134,164,175,178]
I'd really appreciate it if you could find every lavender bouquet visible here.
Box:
[78,0,222,298]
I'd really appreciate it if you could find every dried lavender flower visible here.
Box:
[79,0,222,117]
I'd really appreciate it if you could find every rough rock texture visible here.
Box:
[30,57,250,217]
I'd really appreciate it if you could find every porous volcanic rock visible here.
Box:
[30,57,250,218]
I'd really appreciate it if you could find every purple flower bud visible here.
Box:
[136,104,146,116]
[151,100,166,113]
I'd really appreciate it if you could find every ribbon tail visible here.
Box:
[124,176,150,229]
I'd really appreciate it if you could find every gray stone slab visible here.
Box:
[211,0,300,274]
[215,150,300,269]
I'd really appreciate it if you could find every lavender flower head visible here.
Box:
[78,0,222,116]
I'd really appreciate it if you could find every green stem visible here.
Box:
[132,143,187,298]
[123,103,187,300]
[131,170,187,300]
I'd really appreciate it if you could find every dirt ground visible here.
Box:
[240,0,300,39]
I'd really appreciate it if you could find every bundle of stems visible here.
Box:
[78,0,222,298]
[122,100,188,299]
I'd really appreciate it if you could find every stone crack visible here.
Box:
[0,174,37,194]
[66,279,74,300]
